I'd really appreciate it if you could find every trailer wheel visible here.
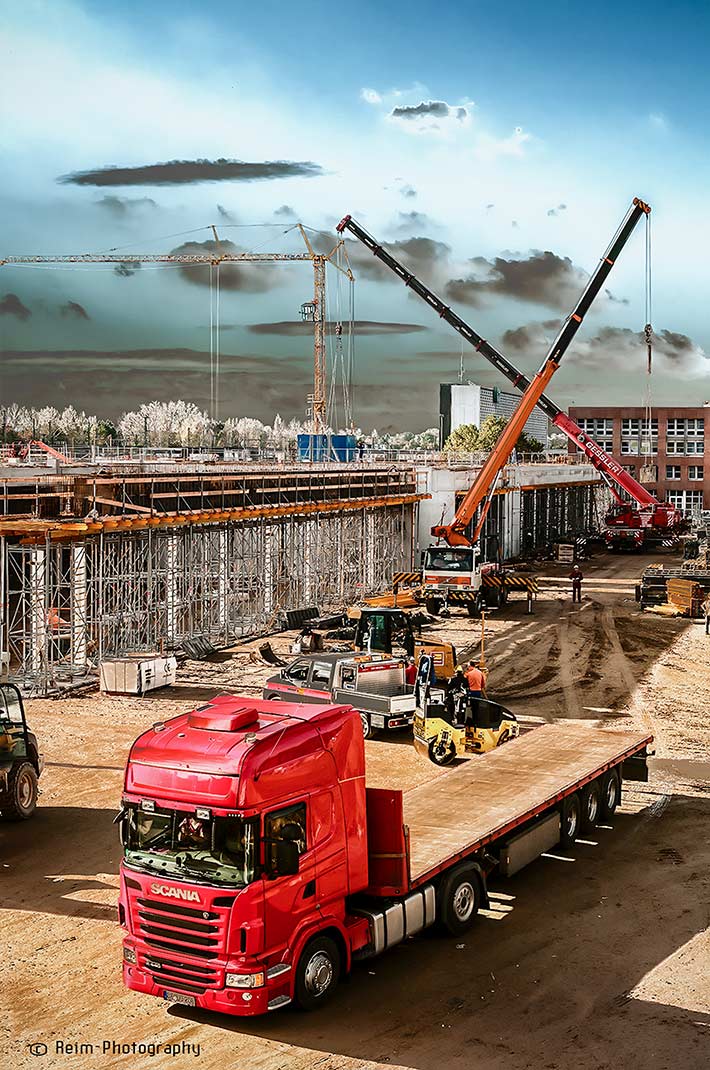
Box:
[581,781,602,831]
[559,792,581,849]
[359,711,373,740]
[425,598,443,615]
[599,768,621,822]
[1,762,38,820]
[428,738,456,766]
[437,863,482,935]
[294,935,341,1010]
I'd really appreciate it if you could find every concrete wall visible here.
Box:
[415,461,601,561]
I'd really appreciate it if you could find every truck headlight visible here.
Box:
[225,971,265,989]
[123,946,137,965]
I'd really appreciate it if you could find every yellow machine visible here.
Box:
[414,692,519,765]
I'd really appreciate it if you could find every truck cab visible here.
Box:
[263,652,416,738]
[421,544,482,613]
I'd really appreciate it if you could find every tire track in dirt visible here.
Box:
[599,604,655,732]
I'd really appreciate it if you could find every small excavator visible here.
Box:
[351,607,457,680]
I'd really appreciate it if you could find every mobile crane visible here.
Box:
[337,202,683,566]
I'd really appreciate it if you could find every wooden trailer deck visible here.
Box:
[403,723,652,885]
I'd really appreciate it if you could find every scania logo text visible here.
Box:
[150,883,201,902]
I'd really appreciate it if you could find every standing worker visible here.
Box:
[569,564,584,604]
[404,656,417,688]
[703,592,710,636]
[465,660,487,699]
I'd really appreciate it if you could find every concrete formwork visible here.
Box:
[0,498,415,695]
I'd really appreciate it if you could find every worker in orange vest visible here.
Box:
[465,660,487,699]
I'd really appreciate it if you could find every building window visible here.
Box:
[579,418,614,437]
[666,490,704,516]
[666,465,681,480]
[686,440,705,455]
[622,464,636,475]
[689,466,704,480]
[621,440,638,455]
[666,440,686,455]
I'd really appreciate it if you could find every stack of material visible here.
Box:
[667,578,705,618]
[556,543,575,563]
[639,565,668,609]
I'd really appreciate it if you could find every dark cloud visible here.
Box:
[400,184,417,198]
[58,159,324,187]
[169,238,281,292]
[114,261,142,278]
[345,235,451,283]
[216,204,237,222]
[547,204,567,218]
[96,195,158,215]
[445,250,588,311]
[485,204,495,212]
[274,204,296,218]
[604,288,629,305]
[60,300,90,320]
[500,322,706,369]
[511,221,519,228]
[0,293,31,320]
[0,349,310,423]
[394,210,430,233]
[390,100,468,124]
[248,320,428,336]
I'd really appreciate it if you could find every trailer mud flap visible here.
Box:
[622,752,649,782]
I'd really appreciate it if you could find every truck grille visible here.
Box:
[135,896,226,960]
[140,952,220,994]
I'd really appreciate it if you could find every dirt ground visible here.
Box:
[3,550,709,1070]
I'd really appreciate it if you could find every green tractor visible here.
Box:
[0,681,43,820]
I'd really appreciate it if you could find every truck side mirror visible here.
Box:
[273,839,300,877]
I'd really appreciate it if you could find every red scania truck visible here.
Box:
[118,695,651,1016]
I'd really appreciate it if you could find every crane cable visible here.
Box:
[642,211,653,458]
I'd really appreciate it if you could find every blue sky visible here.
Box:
[1,0,709,430]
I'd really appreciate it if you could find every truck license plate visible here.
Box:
[164,990,196,1007]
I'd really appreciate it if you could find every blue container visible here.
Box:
[297,434,357,462]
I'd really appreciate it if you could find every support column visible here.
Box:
[218,528,228,635]
[29,546,47,678]
[70,542,88,669]
[165,533,179,642]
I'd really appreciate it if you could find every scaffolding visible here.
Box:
[0,500,413,695]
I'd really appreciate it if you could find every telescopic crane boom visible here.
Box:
[337,200,679,545]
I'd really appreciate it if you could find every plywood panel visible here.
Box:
[404,723,651,885]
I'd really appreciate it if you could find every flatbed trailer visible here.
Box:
[402,723,650,886]
[118,698,651,1016]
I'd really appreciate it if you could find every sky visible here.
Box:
[2,0,710,432]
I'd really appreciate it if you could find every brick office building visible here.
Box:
[567,404,709,515]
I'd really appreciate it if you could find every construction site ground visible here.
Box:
[3,550,709,1070]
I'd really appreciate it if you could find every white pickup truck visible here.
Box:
[263,652,416,738]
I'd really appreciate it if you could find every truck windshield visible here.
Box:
[424,548,474,573]
[123,806,258,888]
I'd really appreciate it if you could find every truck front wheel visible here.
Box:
[437,864,482,935]
[294,935,341,1010]
[1,762,38,820]
[559,792,581,849]
[599,768,621,822]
